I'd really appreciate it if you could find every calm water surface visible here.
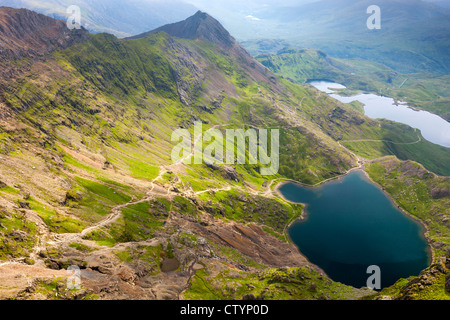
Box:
[310,81,450,148]
[281,171,430,289]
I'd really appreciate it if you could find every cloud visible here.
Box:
[245,15,261,21]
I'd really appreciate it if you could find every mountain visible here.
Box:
[8,0,449,74]
[1,0,198,37]
[0,6,361,300]
[129,10,269,83]
[131,11,234,48]
[0,7,448,301]
[216,0,450,74]
[0,6,87,71]
[129,10,242,61]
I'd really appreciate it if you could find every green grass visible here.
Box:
[198,189,303,236]
[26,197,85,234]
[219,246,265,269]
[341,121,450,176]
[0,210,38,260]
[72,177,133,223]
[69,242,95,253]
[123,156,159,180]
[365,158,450,259]
[184,265,373,300]
[83,199,168,246]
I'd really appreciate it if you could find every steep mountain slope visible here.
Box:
[0,6,88,76]
[128,10,269,83]
[0,7,448,300]
[0,7,362,300]
[1,0,198,37]
[8,0,449,74]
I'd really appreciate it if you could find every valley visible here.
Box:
[0,2,448,302]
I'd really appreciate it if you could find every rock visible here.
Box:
[18,201,30,209]
[73,289,88,300]
[117,266,136,283]
[446,274,450,293]
[242,293,256,300]
[220,165,240,182]
[45,259,62,270]
[62,190,83,204]
[56,282,66,294]
[400,161,428,178]
[10,229,28,241]
[431,186,450,199]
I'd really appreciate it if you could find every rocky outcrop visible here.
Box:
[393,256,450,300]
[166,37,204,106]
[399,160,430,178]
[0,7,88,76]
[431,184,450,199]
[171,211,311,269]
[129,11,277,88]
[129,11,235,49]
[220,165,241,182]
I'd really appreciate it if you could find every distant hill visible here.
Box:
[215,0,450,74]
[7,0,449,74]
[256,47,450,121]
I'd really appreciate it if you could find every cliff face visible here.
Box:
[0,6,88,76]
[129,10,271,85]
[129,11,235,48]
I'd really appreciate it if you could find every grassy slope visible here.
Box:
[0,31,365,298]
[0,30,448,300]
[365,157,450,300]
[256,48,450,176]
[256,48,450,121]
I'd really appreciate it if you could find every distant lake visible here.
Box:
[310,81,450,148]
[280,170,430,289]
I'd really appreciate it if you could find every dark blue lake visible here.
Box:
[279,170,430,289]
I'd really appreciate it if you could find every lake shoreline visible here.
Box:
[275,167,434,267]
[309,80,450,148]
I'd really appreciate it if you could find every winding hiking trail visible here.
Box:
[340,131,422,146]
[46,125,418,256]
[11,117,411,264]
[1,114,423,298]
[80,196,152,237]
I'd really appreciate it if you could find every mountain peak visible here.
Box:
[129,10,235,49]
[0,6,88,64]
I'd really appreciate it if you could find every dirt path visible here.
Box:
[194,185,232,196]
[80,196,152,237]
[340,132,421,145]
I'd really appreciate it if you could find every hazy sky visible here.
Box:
[185,0,320,13]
